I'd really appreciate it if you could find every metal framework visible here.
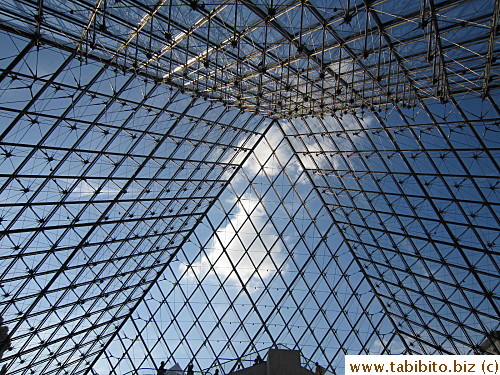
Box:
[0,0,498,375]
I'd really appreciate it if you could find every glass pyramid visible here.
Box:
[0,0,498,374]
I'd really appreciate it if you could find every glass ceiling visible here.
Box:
[0,0,498,375]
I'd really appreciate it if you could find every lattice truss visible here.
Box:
[0,0,498,375]
[0,0,498,118]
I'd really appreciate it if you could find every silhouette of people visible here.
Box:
[157,361,166,375]
[0,315,10,359]
[315,362,325,375]
[0,315,11,375]
[254,354,263,365]
[186,363,194,375]
[214,370,219,375]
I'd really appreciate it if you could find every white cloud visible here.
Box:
[244,125,293,178]
[289,114,375,175]
[329,59,363,82]
[71,179,120,196]
[180,193,285,288]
